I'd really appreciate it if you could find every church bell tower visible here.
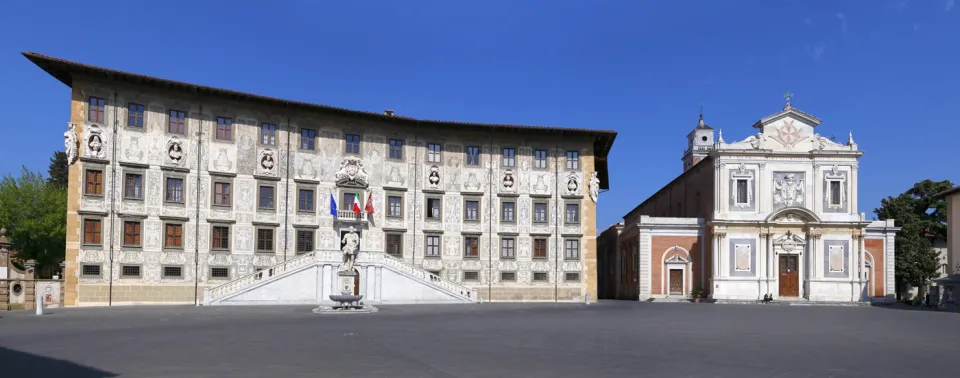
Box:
[682,113,715,171]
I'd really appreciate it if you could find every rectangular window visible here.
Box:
[216,117,233,140]
[534,149,547,169]
[127,103,144,128]
[258,185,275,209]
[121,265,141,278]
[165,224,183,248]
[296,230,314,254]
[463,271,479,281]
[565,151,580,170]
[830,181,842,206]
[501,201,515,222]
[123,221,141,247]
[298,188,315,212]
[81,264,101,277]
[533,272,548,281]
[345,134,361,154]
[386,234,402,257]
[464,237,479,258]
[341,193,357,210]
[465,146,480,166]
[300,128,316,150]
[565,272,580,282]
[533,238,548,259]
[213,182,232,206]
[533,202,548,223]
[85,170,103,195]
[261,123,277,145]
[425,235,440,257]
[735,179,749,205]
[162,266,183,278]
[168,110,186,134]
[123,173,143,199]
[502,148,516,167]
[565,239,580,260]
[565,203,580,224]
[388,139,403,160]
[88,96,105,123]
[165,177,184,203]
[426,198,441,219]
[83,219,102,245]
[210,267,230,279]
[501,238,516,259]
[464,200,479,221]
[212,226,230,250]
[387,196,403,217]
[256,229,274,252]
[427,143,441,163]
[501,272,516,282]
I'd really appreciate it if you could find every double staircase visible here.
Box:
[204,250,478,305]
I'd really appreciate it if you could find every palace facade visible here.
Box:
[598,99,898,302]
[25,52,616,306]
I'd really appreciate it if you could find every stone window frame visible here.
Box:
[564,201,581,225]
[425,195,443,220]
[260,122,278,146]
[385,231,403,257]
[210,175,235,209]
[295,228,316,254]
[426,142,442,164]
[166,108,188,136]
[121,218,143,248]
[463,271,480,282]
[463,196,481,223]
[299,126,318,151]
[83,165,106,197]
[532,237,549,259]
[87,96,107,123]
[214,115,235,142]
[336,188,364,212]
[463,235,480,259]
[424,233,442,258]
[533,272,549,282]
[823,239,850,278]
[501,147,516,168]
[500,271,517,282]
[162,265,183,279]
[80,264,102,278]
[163,172,187,204]
[161,220,186,251]
[728,238,757,277]
[500,199,517,223]
[257,182,277,211]
[565,150,580,170]
[532,201,549,224]
[533,149,549,170]
[121,166,146,201]
[500,237,516,259]
[344,132,362,155]
[387,138,404,161]
[120,264,142,278]
[255,226,276,254]
[563,238,580,260]
[126,102,146,129]
[729,164,755,211]
[385,191,405,219]
[465,145,481,166]
[81,215,104,247]
[209,223,232,253]
[564,272,581,282]
[296,183,317,214]
[209,266,231,280]
[824,166,847,212]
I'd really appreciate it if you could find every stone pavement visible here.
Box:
[0,301,956,377]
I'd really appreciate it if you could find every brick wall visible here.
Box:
[866,238,885,297]
[650,235,701,295]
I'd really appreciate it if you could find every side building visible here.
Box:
[598,99,898,303]
[25,52,617,306]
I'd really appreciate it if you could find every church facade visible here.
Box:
[598,98,898,302]
[25,52,616,306]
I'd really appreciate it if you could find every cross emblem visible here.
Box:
[784,91,793,104]
[776,119,802,147]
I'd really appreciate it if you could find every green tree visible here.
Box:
[47,151,68,188]
[874,179,953,299]
[0,167,67,276]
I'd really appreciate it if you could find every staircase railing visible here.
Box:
[206,251,317,303]
[375,253,478,301]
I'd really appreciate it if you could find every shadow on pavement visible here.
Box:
[869,302,960,313]
[0,346,117,377]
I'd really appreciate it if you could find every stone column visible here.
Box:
[809,229,821,280]
[0,227,10,280]
[767,230,775,294]
[757,231,766,299]
[858,233,866,301]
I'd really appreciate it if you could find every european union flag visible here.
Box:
[329,194,338,219]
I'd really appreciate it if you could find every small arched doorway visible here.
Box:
[353,268,360,296]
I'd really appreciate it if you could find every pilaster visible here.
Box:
[637,226,652,298]
[64,85,86,306]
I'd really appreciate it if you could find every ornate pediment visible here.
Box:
[773,231,806,253]
[335,156,369,187]
[665,254,689,263]
[766,207,821,224]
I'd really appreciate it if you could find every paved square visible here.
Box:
[0,302,956,377]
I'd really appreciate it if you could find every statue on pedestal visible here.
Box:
[339,226,360,273]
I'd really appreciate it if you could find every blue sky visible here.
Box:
[1,0,957,227]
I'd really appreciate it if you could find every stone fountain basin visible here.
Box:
[329,295,363,303]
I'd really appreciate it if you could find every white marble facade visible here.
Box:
[67,80,602,302]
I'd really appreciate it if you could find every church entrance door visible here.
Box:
[668,269,683,295]
[779,255,799,297]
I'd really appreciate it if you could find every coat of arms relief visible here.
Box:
[773,173,804,207]
[335,156,369,187]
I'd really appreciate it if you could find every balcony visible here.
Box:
[336,210,368,223]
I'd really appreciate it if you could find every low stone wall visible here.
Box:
[77,284,202,306]
[1,279,65,311]
[479,287,583,302]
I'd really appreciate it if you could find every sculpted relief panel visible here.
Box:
[773,172,805,211]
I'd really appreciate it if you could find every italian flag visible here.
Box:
[352,191,375,214]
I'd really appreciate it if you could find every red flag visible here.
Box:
[365,192,375,214]
[352,193,361,214]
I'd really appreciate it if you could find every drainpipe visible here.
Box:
[488,127,494,302]
[283,116,291,261]
[554,138,560,302]
[412,122,419,266]
[107,92,119,306]
[194,104,203,305]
